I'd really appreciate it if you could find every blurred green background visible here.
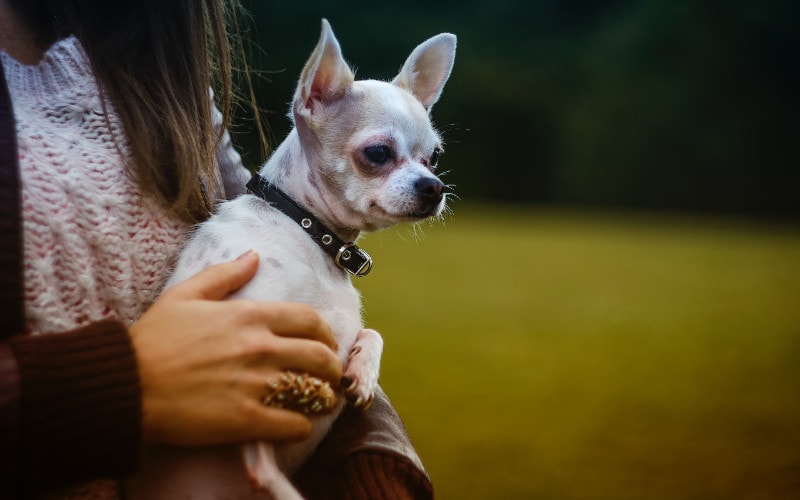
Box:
[357,211,800,498]
[234,1,800,497]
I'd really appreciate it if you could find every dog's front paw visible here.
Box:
[341,328,383,409]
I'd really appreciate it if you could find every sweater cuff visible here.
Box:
[11,320,142,494]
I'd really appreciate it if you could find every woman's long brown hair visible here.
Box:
[11,0,266,223]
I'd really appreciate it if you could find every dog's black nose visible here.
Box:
[414,177,445,204]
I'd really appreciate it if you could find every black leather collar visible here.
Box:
[246,175,373,277]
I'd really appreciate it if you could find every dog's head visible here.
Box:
[291,19,456,232]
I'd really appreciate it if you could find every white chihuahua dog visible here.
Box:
[127,19,456,499]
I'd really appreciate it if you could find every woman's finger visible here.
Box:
[154,398,316,445]
[167,250,260,301]
[237,403,315,443]
[248,301,338,351]
[258,337,343,386]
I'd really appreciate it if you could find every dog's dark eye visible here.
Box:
[363,145,394,165]
[429,147,442,168]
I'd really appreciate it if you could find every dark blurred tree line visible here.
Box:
[234,0,799,219]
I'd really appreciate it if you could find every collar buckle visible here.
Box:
[336,244,373,277]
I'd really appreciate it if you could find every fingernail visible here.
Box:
[236,250,256,261]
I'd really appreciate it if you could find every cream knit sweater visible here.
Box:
[1,36,250,336]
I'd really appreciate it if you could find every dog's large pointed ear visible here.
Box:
[391,33,457,110]
[294,19,355,119]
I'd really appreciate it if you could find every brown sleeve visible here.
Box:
[294,387,434,499]
[3,320,143,497]
[0,341,22,496]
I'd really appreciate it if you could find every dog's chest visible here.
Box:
[173,195,363,352]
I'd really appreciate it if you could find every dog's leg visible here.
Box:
[243,441,303,500]
[342,328,383,409]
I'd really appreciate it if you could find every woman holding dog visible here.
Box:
[0,0,432,498]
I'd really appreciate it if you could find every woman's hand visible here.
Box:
[129,251,342,446]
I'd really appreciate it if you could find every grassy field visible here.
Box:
[356,204,800,499]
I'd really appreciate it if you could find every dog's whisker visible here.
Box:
[430,215,447,228]
[394,227,413,244]
[441,203,456,217]
[439,123,468,135]
[407,223,427,242]
[443,191,460,204]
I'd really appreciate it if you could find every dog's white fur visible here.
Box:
[125,20,456,499]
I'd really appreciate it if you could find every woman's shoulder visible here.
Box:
[1,35,93,101]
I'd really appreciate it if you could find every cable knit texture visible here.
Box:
[1,37,190,334]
